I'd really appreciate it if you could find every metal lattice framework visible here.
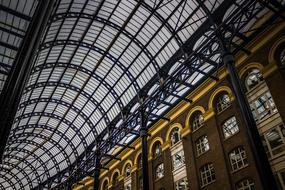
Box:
[0,0,284,189]
[0,0,38,94]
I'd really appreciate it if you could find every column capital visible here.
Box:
[222,52,235,64]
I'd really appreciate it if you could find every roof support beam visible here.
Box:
[140,103,149,190]
[0,5,31,21]
[0,41,18,51]
[0,0,56,162]
[93,151,101,190]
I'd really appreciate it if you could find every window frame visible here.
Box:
[222,116,239,139]
[262,124,285,158]
[125,164,131,177]
[172,149,185,171]
[200,163,216,187]
[155,163,164,180]
[250,91,277,122]
[170,128,181,146]
[191,111,205,131]
[174,177,189,190]
[216,93,231,114]
[229,146,248,172]
[244,69,263,91]
[153,142,162,159]
[235,178,255,190]
[196,135,210,156]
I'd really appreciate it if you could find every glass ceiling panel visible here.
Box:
[0,0,38,94]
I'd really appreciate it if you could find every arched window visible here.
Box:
[229,146,248,171]
[112,172,119,186]
[155,163,164,180]
[236,178,255,190]
[153,142,162,158]
[125,164,131,177]
[102,180,108,190]
[138,154,142,169]
[245,69,263,90]
[190,111,204,131]
[215,92,231,113]
[170,128,181,146]
[200,163,216,187]
[222,116,239,139]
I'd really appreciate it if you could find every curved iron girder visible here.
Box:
[140,0,184,46]
[37,40,140,96]
[26,66,123,114]
[8,133,71,167]
[3,154,42,186]
[30,62,126,123]
[38,40,141,94]
[12,124,79,158]
[22,84,109,131]
[0,180,5,190]
[1,161,34,189]
[0,168,24,190]
[6,139,61,176]
[47,13,160,73]
[15,108,88,139]
[0,182,4,190]
[14,112,88,148]
[18,97,95,132]
[21,80,112,135]
[0,173,17,190]
[11,124,79,159]
[5,146,51,180]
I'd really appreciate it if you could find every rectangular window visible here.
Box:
[250,91,277,122]
[196,135,210,156]
[200,163,216,187]
[229,147,248,171]
[263,124,285,157]
[174,177,188,190]
[172,150,185,171]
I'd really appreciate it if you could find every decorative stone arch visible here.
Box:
[134,151,142,170]
[208,86,235,111]
[110,168,121,186]
[239,62,264,91]
[185,106,206,131]
[100,177,110,190]
[164,123,183,149]
[268,36,285,65]
[239,62,264,79]
[121,160,133,176]
[149,137,164,159]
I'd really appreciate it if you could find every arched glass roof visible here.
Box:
[0,0,284,189]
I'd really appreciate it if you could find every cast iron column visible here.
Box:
[0,0,56,161]
[223,52,277,190]
[140,104,149,190]
[93,151,101,190]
